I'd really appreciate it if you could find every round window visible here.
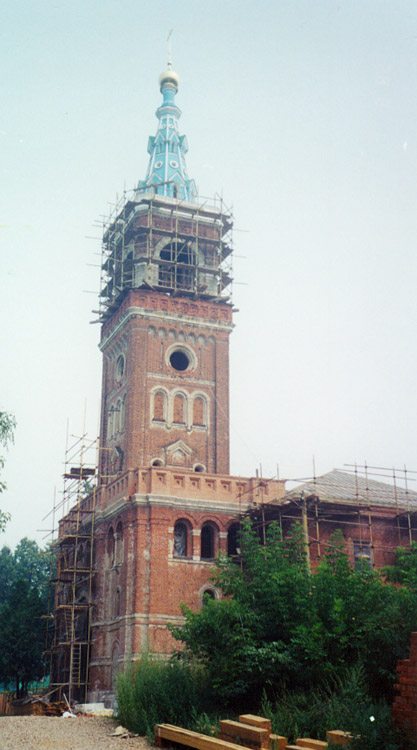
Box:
[170,350,190,371]
[165,344,196,372]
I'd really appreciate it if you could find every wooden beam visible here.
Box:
[219,720,270,748]
[238,716,272,733]
[155,724,247,750]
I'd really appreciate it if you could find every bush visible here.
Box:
[170,521,417,704]
[116,655,217,737]
[261,667,407,750]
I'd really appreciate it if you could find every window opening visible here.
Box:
[170,350,189,371]
[107,528,115,567]
[227,523,240,557]
[202,589,216,607]
[116,522,124,566]
[174,522,188,557]
[115,355,125,381]
[354,541,372,570]
[201,524,214,560]
[158,242,195,291]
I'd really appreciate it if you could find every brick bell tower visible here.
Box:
[98,61,233,480]
[86,61,285,702]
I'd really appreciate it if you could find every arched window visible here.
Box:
[111,644,119,689]
[202,589,216,607]
[75,598,89,640]
[120,395,126,431]
[227,523,240,557]
[193,396,206,426]
[114,399,121,434]
[173,394,186,424]
[115,354,125,381]
[201,523,216,560]
[153,391,166,422]
[108,405,114,439]
[85,540,91,568]
[114,587,121,618]
[174,522,188,557]
[107,528,115,567]
[198,585,218,609]
[115,522,124,566]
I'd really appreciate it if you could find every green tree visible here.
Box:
[0,545,14,602]
[170,520,417,705]
[0,411,16,531]
[13,537,51,607]
[0,538,51,695]
[0,579,45,697]
[383,542,417,590]
[0,538,51,607]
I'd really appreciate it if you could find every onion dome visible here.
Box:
[159,62,180,92]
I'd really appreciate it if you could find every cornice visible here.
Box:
[100,306,233,351]
[96,491,251,523]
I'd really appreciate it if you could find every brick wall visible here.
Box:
[98,289,233,477]
[88,470,286,696]
[393,632,417,737]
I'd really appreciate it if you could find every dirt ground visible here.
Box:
[0,715,151,750]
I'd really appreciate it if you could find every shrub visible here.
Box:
[261,667,407,750]
[117,655,216,737]
[170,521,417,704]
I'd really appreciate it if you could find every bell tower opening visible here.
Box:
[158,241,196,293]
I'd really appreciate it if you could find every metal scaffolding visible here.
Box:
[246,462,417,568]
[45,431,98,704]
[96,187,234,321]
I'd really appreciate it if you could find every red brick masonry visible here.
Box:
[393,631,417,738]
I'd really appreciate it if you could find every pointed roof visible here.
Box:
[282,469,417,511]
[137,62,197,202]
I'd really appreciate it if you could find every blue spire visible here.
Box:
[138,63,197,202]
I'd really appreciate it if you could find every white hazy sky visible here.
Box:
[2,0,417,549]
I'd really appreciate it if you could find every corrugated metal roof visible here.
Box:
[282,469,417,510]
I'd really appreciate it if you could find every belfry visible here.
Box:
[49,62,285,704]
[98,61,234,479]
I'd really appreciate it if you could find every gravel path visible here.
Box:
[0,716,151,750]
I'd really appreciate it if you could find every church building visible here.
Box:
[49,61,285,704]
[49,61,417,708]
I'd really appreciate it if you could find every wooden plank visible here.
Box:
[155,724,247,750]
[238,716,272,733]
[326,731,352,747]
[218,733,267,750]
[269,735,287,750]
[219,720,270,748]
[296,740,327,750]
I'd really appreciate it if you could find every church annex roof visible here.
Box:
[281,468,417,511]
